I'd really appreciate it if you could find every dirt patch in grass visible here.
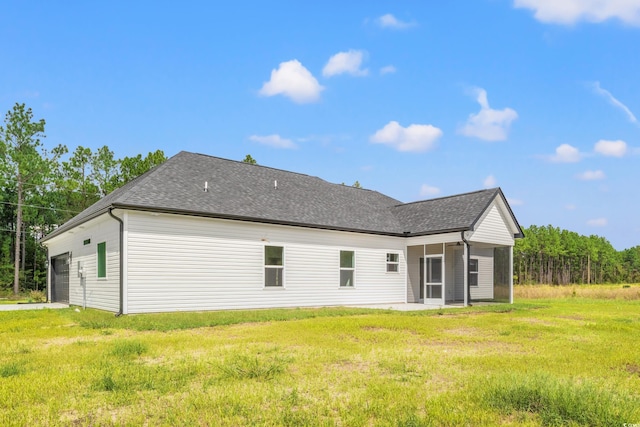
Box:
[420,340,527,357]
[558,314,585,320]
[40,336,95,349]
[441,327,482,336]
[328,359,372,374]
[515,317,557,327]
[625,364,640,377]
[39,333,124,350]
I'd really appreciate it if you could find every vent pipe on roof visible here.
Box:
[204,181,208,192]
[274,180,278,189]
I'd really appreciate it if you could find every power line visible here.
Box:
[0,200,80,214]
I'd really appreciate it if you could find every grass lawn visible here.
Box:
[1,287,639,426]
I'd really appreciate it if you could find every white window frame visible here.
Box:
[469,258,479,287]
[339,250,355,288]
[386,253,399,273]
[264,245,285,288]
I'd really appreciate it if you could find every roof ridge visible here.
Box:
[187,151,393,197]
[188,151,321,180]
[394,187,499,207]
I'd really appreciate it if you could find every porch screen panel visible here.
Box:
[493,247,510,302]
[425,257,443,299]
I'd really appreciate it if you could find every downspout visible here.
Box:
[45,245,50,303]
[108,208,124,316]
[461,230,472,307]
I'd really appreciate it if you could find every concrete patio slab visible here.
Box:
[0,302,69,311]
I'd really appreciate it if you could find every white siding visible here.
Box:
[470,203,515,246]
[44,214,120,312]
[470,247,493,300]
[126,212,407,313]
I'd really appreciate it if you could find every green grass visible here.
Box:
[0,294,639,425]
[479,373,633,426]
[74,306,380,331]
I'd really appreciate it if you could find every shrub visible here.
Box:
[28,290,46,303]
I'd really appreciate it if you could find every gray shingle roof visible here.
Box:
[392,189,502,235]
[43,151,522,241]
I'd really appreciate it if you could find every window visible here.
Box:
[97,242,106,278]
[469,258,478,286]
[340,250,355,287]
[264,246,284,287]
[386,253,399,272]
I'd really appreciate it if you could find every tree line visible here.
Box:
[0,103,166,293]
[1,103,639,295]
[514,225,640,284]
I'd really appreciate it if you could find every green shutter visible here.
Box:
[97,242,106,278]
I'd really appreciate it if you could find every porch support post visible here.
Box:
[463,240,468,307]
[404,247,408,304]
[441,242,445,307]
[509,245,514,304]
[422,244,426,305]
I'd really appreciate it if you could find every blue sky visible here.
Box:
[1,1,639,249]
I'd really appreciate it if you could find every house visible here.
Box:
[41,151,523,314]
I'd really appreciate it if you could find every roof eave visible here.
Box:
[403,227,470,238]
[40,206,113,243]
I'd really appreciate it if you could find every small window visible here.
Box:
[386,253,399,272]
[265,246,284,287]
[340,250,355,287]
[97,242,106,278]
[469,258,478,286]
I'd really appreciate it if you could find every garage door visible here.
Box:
[51,253,70,303]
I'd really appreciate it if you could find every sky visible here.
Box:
[1,1,639,250]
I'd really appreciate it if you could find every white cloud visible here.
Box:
[576,169,606,180]
[514,0,640,25]
[377,13,416,29]
[565,204,577,210]
[323,50,368,77]
[594,139,628,157]
[590,81,638,123]
[249,134,297,149]
[587,217,608,227]
[550,144,582,163]
[420,184,441,197]
[380,65,397,75]
[370,121,443,152]
[483,174,497,188]
[458,88,518,141]
[259,60,324,104]
[507,198,524,206]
